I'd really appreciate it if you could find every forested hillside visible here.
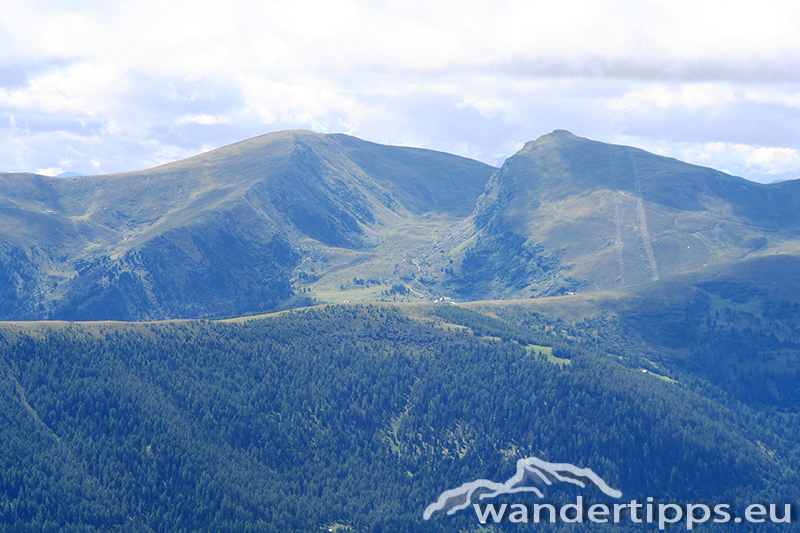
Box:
[466,253,800,413]
[2,129,800,532]
[0,304,797,532]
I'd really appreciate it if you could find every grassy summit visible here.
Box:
[451,130,800,299]
[0,129,799,320]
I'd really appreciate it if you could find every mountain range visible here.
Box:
[1,129,799,320]
[2,129,800,532]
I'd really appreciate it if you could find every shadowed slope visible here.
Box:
[0,131,495,320]
[450,130,800,299]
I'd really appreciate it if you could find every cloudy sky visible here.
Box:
[2,0,800,183]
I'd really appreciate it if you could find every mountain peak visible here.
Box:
[3,129,800,321]
[546,129,577,137]
[465,129,800,299]
[0,131,496,320]
[519,129,583,153]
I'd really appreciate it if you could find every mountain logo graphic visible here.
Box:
[423,456,622,520]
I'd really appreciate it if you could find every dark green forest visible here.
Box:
[0,304,798,532]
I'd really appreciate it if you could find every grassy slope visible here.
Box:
[0,131,495,320]
[3,128,800,319]
[456,130,800,298]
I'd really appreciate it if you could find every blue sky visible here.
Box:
[2,0,800,183]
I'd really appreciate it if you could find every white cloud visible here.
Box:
[457,95,509,119]
[0,62,120,115]
[683,141,728,162]
[746,147,800,175]
[1,0,800,178]
[35,166,62,177]
[742,87,800,109]
[176,114,231,125]
[237,74,372,132]
[607,83,738,111]
[612,135,800,183]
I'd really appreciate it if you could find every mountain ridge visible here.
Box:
[1,128,800,320]
[0,130,496,319]
[3,131,800,533]
[449,129,800,300]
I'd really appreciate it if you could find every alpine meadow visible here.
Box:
[1,130,800,532]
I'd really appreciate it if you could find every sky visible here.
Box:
[2,1,800,183]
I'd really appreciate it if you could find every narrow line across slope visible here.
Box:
[627,149,659,281]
